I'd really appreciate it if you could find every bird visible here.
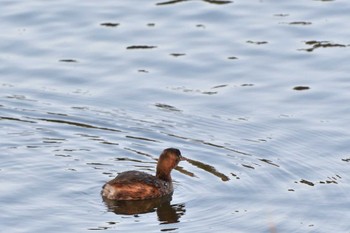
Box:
[102,148,186,200]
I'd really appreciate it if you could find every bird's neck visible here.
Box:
[156,169,172,182]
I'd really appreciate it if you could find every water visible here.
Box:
[1,0,350,232]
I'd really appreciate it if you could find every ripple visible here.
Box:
[100,22,120,27]
[34,117,121,132]
[0,116,36,124]
[156,0,232,5]
[169,53,186,57]
[2,0,350,232]
[125,135,160,143]
[59,59,78,63]
[156,0,188,5]
[299,40,347,52]
[293,86,310,91]
[155,103,182,112]
[246,40,268,45]
[126,45,157,49]
[288,21,312,25]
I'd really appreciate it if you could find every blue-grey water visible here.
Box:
[1,0,350,232]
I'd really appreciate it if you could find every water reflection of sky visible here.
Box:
[1,0,350,232]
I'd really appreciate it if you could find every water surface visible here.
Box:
[1,0,350,232]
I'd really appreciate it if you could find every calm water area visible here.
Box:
[1,0,350,232]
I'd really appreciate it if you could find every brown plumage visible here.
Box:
[102,148,185,200]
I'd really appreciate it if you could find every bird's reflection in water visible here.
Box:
[102,194,185,224]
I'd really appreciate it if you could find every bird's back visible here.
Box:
[102,171,173,200]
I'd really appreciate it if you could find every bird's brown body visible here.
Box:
[102,148,184,200]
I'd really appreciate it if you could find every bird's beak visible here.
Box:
[180,156,187,161]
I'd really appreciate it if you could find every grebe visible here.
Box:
[102,148,185,200]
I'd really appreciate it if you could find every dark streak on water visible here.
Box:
[156,0,232,5]
[100,22,120,27]
[59,59,78,63]
[300,41,347,52]
[126,45,157,50]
